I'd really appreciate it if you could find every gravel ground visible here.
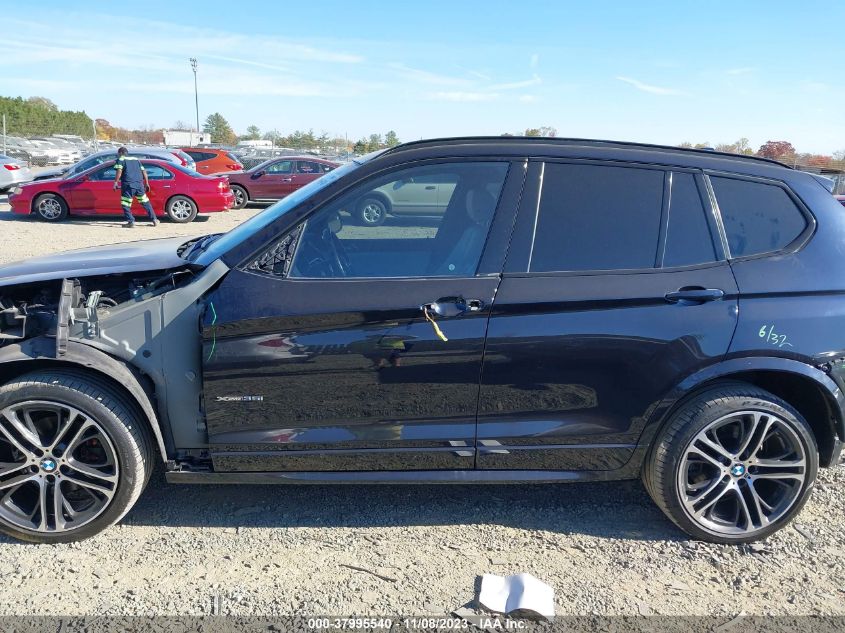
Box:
[0,196,843,618]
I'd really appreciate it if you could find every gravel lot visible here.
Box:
[0,196,843,619]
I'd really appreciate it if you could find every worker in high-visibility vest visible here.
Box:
[111,147,158,228]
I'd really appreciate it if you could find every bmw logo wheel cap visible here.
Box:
[730,463,746,477]
[40,458,57,473]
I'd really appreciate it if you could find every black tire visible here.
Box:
[643,383,818,544]
[230,185,249,210]
[33,193,68,222]
[356,197,388,226]
[0,370,153,543]
[165,195,198,223]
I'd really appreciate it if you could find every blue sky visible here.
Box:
[2,1,843,153]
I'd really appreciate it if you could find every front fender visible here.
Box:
[0,337,169,461]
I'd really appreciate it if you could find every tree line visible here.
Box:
[0,96,93,137]
[679,138,845,168]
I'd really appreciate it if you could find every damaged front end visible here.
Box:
[0,239,231,459]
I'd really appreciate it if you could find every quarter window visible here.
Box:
[285,162,509,279]
[530,163,664,272]
[710,176,807,257]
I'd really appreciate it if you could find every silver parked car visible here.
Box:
[0,155,33,192]
[32,147,194,181]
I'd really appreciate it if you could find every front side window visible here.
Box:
[267,160,292,174]
[284,162,509,279]
[530,163,665,272]
[710,176,808,257]
[91,165,117,181]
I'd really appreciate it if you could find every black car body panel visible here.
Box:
[1,137,843,485]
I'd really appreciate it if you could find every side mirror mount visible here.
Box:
[252,170,265,179]
[78,175,90,182]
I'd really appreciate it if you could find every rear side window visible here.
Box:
[530,163,664,272]
[711,177,807,257]
[663,173,716,267]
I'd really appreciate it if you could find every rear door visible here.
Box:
[283,161,327,193]
[478,162,739,471]
[201,160,524,472]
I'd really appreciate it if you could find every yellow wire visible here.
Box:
[423,306,448,342]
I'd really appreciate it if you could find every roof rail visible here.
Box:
[381,136,791,169]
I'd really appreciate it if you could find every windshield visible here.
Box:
[192,158,366,265]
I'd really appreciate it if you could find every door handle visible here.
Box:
[422,297,484,318]
[425,185,436,190]
[665,287,725,305]
[282,178,293,182]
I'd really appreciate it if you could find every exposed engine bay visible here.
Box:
[0,269,195,351]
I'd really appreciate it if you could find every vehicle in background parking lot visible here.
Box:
[0,137,841,544]
[8,158,233,223]
[836,195,845,207]
[33,148,190,182]
[180,147,243,174]
[226,156,337,209]
[0,155,33,192]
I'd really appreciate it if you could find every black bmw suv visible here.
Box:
[0,137,842,544]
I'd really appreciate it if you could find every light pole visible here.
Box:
[190,58,199,146]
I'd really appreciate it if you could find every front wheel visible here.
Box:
[643,383,818,543]
[166,195,198,223]
[230,185,248,210]
[0,371,153,543]
[33,193,68,222]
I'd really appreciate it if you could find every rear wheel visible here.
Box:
[166,195,198,223]
[643,383,818,543]
[0,371,152,543]
[356,197,387,226]
[33,193,68,222]
[230,185,248,210]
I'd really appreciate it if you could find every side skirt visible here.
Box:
[166,468,639,485]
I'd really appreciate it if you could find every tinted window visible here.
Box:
[711,177,807,257]
[530,164,664,272]
[296,161,320,174]
[663,173,717,267]
[143,164,174,179]
[287,162,509,278]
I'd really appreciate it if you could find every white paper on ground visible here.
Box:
[478,573,555,619]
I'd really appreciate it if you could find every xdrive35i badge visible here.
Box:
[215,396,265,402]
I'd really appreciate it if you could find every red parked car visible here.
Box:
[224,156,338,209]
[8,159,234,223]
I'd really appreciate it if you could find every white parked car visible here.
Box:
[0,155,33,192]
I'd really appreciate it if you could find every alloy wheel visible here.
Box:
[38,198,62,220]
[361,203,384,224]
[233,188,245,207]
[677,410,807,536]
[170,199,193,221]
[0,401,119,533]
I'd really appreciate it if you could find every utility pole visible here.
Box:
[2,115,6,156]
[190,58,199,146]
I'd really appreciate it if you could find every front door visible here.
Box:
[64,165,116,215]
[201,160,523,472]
[478,162,739,471]
[250,159,294,199]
